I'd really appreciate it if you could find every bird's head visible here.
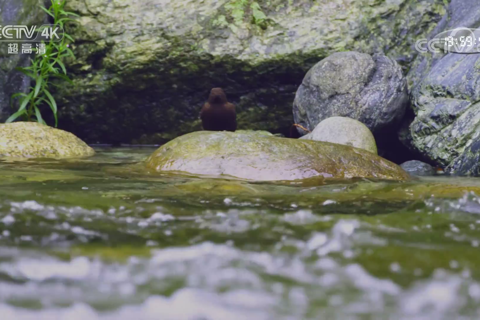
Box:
[208,87,228,104]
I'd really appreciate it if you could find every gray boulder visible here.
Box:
[400,160,436,177]
[403,0,480,176]
[300,116,377,154]
[292,51,409,138]
[0,0,46,120]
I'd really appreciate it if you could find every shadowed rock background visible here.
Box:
[0,0,46,120]
[43,0,446,146]
[9,0,480,172]
[402,0,480,176]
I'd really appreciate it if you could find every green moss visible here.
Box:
[225,0,249,25]
[0,122,94,159]
[145,131,410,181]
[55,0,449,144]
[216,0,272,31]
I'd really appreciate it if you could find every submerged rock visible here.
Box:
[292,52,408,138]
[55,0,446,143]
[300,117,377,154]
[0,122,95,159]
[400,160,436,177]
[145,131,409,182]
[403,0,480,176]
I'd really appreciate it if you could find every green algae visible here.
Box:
[145,131,409,181]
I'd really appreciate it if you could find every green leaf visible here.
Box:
[6,91,33,123]
[34,76,43,98]
[43,89,57,115]
[55,59,67,74]
[15,67,36,79]
[43,97,58,127]
[51,73,73,85]
[5,109,27,123]
[64,34,74,42]
[48,64,59,74]
[40,6,54,18]
[57,18,74,24]
[19,91,34,112]
[15,0,76,128]
[65,47,75,56]
[251,2,267,27]
[60,10,80,17]
[10,92,27,108]
[34,106,46,125]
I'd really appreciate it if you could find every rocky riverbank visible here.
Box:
[4,0,480,177]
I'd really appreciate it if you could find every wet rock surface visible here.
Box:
[400,160,436,177]
[300,116,377,154]
[145,131,409,181]
[403,0,480,176]
[0,122,95,159]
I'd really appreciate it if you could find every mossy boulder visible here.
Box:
[52,0,448,144]
[402,0,480,176]
[145,131,409,181]
[0,122,95,159]
[301,117,378,154]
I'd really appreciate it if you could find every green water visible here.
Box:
[1,147,480,319]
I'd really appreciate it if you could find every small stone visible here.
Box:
[300,117,377,154]
[400,160,436,176]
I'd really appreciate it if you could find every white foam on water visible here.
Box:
[11,257,93,281]
[0,288,274,320]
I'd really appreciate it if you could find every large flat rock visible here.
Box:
[145,131,409,181]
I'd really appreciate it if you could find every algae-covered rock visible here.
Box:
[403,0,480,176]
[293,52,408,139]
[0,122,95,159]
[301,117,377,154]
[234,129,273,137]
[54,0,447,144]
[145,131,409,181]
[0,0,46,120]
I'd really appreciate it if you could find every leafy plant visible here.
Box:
[6,0,78,127]
[223,0,269,29]
[250,2,268,29]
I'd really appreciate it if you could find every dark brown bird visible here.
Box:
[200,88,237,132]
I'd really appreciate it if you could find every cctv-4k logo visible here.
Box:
[0,25,64,42]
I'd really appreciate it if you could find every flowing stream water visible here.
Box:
[1,147,480,319]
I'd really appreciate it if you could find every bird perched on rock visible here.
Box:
[200,88,237,132]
